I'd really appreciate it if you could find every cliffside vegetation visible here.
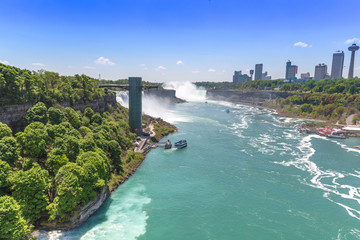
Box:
[0,63,110,106]
[0,102,138,238]
[197,78,360,123]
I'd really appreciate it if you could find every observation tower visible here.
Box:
[348,44,359,78]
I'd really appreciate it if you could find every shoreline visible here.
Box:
[109,126,177,194]
[32,119,177,237]
[210,97,360,138]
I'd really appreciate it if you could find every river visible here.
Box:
[43,84,360,240]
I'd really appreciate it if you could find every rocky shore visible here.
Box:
[206,89,360,138]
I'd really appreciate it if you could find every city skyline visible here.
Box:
[0,0,360,82]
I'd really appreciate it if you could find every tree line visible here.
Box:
[196,78,360,123]
[0,63,106,106]
[195,77,360,94]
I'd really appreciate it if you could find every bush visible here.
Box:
[65,107,81,129]
[0,122,12,140]
[91,113,103,125]
[25,102,48,124]
[48,107,64,125]
[0,196,32,240]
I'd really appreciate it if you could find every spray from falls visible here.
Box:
[115,82,206,122]
[116,91,171,120]
[163,81,206,102]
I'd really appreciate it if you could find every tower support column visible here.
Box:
[129,77,142,133]
[348,44,359,79]
[349,51,356,78]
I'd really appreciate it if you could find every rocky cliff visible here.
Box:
[39,186,110,231]
[206,89,293,106]
[0,95,117,130]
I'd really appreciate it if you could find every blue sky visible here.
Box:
[0,0,359,82]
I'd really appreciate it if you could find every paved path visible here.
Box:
[346,114,356,125]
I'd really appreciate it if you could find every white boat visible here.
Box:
[326,134,346,139]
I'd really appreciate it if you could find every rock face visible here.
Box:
[0,95,117,130]
[78,186,110,226]
[39,186,110,231]
[206,89,293,106]
[144,89,185,103]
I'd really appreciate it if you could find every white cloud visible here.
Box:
[94,57,115,66]
[345,38,360,44]
[176,60,183,65]
[84,66,95,69]
[208,68,216,72]
[32,63,45,67]
[192,70,200,74]
[355,66,360,71]
[294,41,309,48]
[155,65,166,71]
[0,60,9,64]
[140,64,148,70]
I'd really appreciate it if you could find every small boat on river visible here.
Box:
[174,139,187,149]
[326,134,346,139]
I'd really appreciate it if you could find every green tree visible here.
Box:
[76,151,110,191]
[9,164,50,223]
[79,126,92,137]
[16,122,48,158]
[0,122,12,139]
[0,196,32,240]
[300,104,313,113]
[48,107,65,125]
[84,107,94,119]
[62,136,80,162]
[47,148,69,175]
[47,163,89,221]
[65,107,81,129]
[91,113,103,125]
[0,136,20,167]
[80,136,96,152]
[46,123,67,141]
[0,160,11,194]
[24,102,48,124]
[108,140,122,172]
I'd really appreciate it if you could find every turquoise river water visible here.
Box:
[45,89,360,240]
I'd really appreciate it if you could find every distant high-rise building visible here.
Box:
[285,61,298,80]
[348,44,359,78]
[254,64,263,80]
[262,71,271,80]
[249,69,254,80]
[233,71,251,83]
[301,72,310,79]
[331,51,344,79]
[314,64,328,81]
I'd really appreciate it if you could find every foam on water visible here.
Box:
[56,184,151,240]
[275,134,360,222]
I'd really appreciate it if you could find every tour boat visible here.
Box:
[174,139,187,149]
[326,134,346,139]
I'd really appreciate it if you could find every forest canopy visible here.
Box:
[0,63,109,106]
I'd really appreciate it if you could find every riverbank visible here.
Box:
[107,116,177,193]
[31,115,177,238]
[206,91,360,138]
